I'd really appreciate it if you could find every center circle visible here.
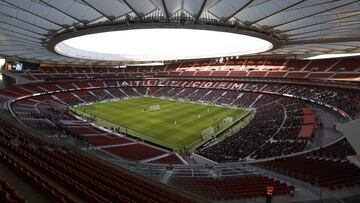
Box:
[54,28,274,62]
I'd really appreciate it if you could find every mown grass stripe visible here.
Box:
[74,97,249,151]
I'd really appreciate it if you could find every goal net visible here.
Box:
[222,117,233,127]
[202,126,215,140]
[146,104,160,111]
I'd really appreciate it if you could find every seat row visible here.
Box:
[256,157,360,190]
[0,177,26,203]
[0,148,76,203]
[0,119,197,202]
[170,175,294,200]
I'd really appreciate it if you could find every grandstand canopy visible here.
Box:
[0,0,360,64]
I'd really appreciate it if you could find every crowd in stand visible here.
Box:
[251,140,308,159]
[231,92,259,108]
[273,100,305,141]
[3,79,360,164]
[90,89,114,100]
[216,91,240,105]
[198,102,284,162]
[198,97,316,161]
[11,84,313,163]
[187,89,210,102]
[283,85,360,118]
[1,64,359,201]
[2,78,360,200]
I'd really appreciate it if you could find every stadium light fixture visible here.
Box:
[54,28,273,62]
[304,53,360,60]
[219,57,224,63]
[126,62,165,66]
[0,58,5,67]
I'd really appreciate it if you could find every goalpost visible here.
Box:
[222,117,233,127]
[202,126,215,140]
[145,104,160,111]
[201,117,233,140]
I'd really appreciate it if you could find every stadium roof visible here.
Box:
[0,0,360,65]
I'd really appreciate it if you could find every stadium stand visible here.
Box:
[1,69,359,202]
[1,2,360,202]
[0,177,26,203]
[1,78,358,165]
[10,58,360,83]
[256,157,360,190]
[0,118,200,202]
[170,175,293,200]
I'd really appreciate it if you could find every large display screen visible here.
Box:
[5,61,39,71]
[15,62,23,71]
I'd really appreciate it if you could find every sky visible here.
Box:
[57,28,273,61]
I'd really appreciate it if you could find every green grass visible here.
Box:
[72,97,250,152]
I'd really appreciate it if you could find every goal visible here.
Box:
[202,126,215,140]
[146,104,160,111]
[222,117,233,127]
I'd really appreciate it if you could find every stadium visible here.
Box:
[0,1,359,203]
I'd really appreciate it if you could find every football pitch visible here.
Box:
[72,97,251,151]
